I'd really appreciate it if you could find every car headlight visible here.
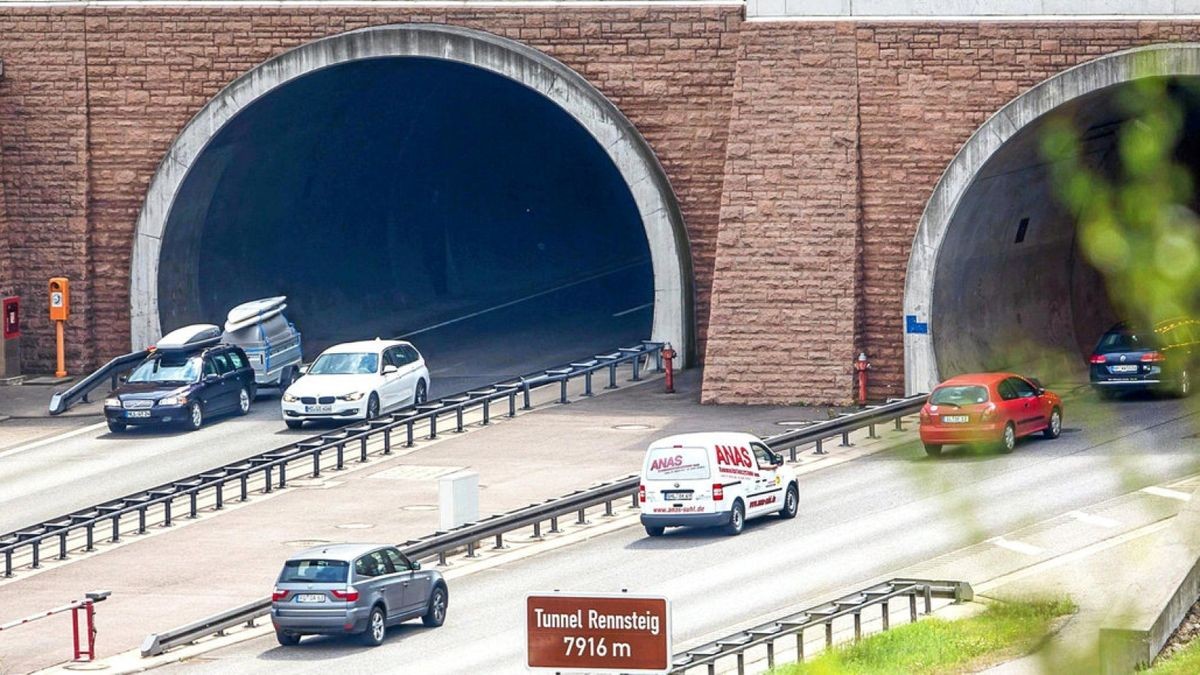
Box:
[158,395,188,406]
[282,393,299,403]
[338,392,366,402]
[104,397,121,408]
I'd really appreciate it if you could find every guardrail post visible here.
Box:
[631,355,642,381]
[85,523,95,551]
[139,506,148,533]
[466,541,478,558]
[189,491,198,518]
[814,439,827,455]
[429,414,438,439]
[909,592,917,622]
[407,421,415,447]
[456,405,464,432]
[360,437,369,462]
[509,391,517,417]
[522,380,532,410]
[895,416,905,431]
[766,641,775,668]
[264,466,273,493]
[4,550,11,577]
[312,450,322,477]
[607,362,618,389]
[840,432,852,447]
[653,346,663,372]
[825,621,833,648]
[494,534,506,550]
[559,378,569,404]
[240,475,249,502]
[336,444,345,470]
[438,551,448,567]
[584,370,593,396]
[577,508,588,525]
[868,423,879,439]
[58,532,68,560]
[789,446,798,462]
[853,610,862,641]
[383,428,392,455]
[111,514,120,542]
[31,541,40,569]
[549,516,560,534]
[604,500,614,517]
[278,464,287,489]
[533,521,542,539]
[924,585,933,614]
[881,599,890,630]
[482,399,490,425]
[736,652,745,674]
[796,630,804,662]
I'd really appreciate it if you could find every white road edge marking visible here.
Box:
[1141,485,1192,501]
[612,302,653,318]
[987,536,1044,556]
[1068,510,1120,528]
[0,422,108,460]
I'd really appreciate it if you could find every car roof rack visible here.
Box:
[155,324,223,353]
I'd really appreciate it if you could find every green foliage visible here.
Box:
[1144,633,1200,675]
[771,598,1075,675]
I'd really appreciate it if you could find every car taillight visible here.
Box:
[331,588,359,602]
[712,484,724,501]
[1090,354,1107,364]
[1141,351,1166,363]
[919,408,932,424]
[980,404,998,422]
[272,589,289,601]
[638,484,646,504]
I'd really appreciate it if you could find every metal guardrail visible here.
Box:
[669,578,973,674]
[141,475,641,656]
[3,341,664,578]
[139,392,927,658]
[48,349,150,415]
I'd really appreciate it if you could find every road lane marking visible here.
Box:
[1141,485,1192,501]
[0,422,108,460]
[1069,510,1119,528]
[612,302,653,318]
[397,260,649,339]
[987,536,1044,556]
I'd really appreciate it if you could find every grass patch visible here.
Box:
[1145,637,1200,674]
[771,597,1076,675]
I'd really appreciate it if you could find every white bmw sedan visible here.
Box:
[281,340,430,429]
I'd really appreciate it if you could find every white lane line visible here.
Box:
[1069,510,1119,528]
[1141,485,1193,501]
[612,302,653,318]
[987,536,1044,556]
[0,421,108,460]
[397,260,649,339]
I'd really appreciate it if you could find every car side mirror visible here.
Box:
[411,561,421,571]
[117,375,127,384]
[204,374,220,384]
[772,452,784,466]
[383,365,399,375]
[1036,387,1045,396]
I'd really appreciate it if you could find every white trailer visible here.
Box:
[221,297,303,389]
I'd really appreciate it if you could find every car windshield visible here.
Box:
[308,352,378,375]
[930,385,989,406]
[1098,331,1158,353]
[278,559,349,584]
[127,355,201,383]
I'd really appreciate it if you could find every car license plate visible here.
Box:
[126,410,151,418]
[304,405,333,413]
[1111,365,1138,373]
[942,415,969,423]
[296,594,326,603]
[663,491,692,501]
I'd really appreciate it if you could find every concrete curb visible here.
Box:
[1098,485,1200,674]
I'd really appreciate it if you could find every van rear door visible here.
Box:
[643,446,712,510]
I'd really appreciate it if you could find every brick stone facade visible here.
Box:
[2,7,1198,403]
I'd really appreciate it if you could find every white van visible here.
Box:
[638,432,798,537]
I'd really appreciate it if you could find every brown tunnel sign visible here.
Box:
[526,593,671,673]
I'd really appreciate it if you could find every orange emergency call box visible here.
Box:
[49,278,69,322]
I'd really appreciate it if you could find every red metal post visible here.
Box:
[70,600,96,661]
[71,605,81,660]
[855,352,870,405]
[662,344,676,394]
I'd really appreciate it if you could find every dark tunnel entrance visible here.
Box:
[157,56,654,394]
[906,64,1200,392]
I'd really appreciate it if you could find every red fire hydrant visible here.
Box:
[854,352,870,405]
[662,343,676,394]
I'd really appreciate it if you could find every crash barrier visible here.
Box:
[2,341,664,579]
[0,591,111,662]
[669,579,973,674]
[48,349,151,415]
[141,476,640,656]
[140,395,927,658]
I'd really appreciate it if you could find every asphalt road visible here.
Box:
[164,391,1200,674]
[0,269,650,535]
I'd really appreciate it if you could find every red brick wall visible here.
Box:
[701,22,860,404]
[6,10,1200,401]
[0,10,90,370]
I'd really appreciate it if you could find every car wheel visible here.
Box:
[723,501,745,536]
[423,586,448,627]
[644,525,665,537]
[780,484,799,519]
[365,393,381,420]
[185,402,204,431]
[415,380,428,406]
[999,422,1016,454]
[361,606,386,646]
[236,387,251,416]
[1043,408,1062,439]
[275,629,300,647]
[107,420,126,433]
[923,443,942,457]
[1178,369,1192,398]
[285,419,303,430]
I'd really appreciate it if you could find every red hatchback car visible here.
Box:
[919,373,1063,457]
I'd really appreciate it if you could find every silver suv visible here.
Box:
[271,543,448,646]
